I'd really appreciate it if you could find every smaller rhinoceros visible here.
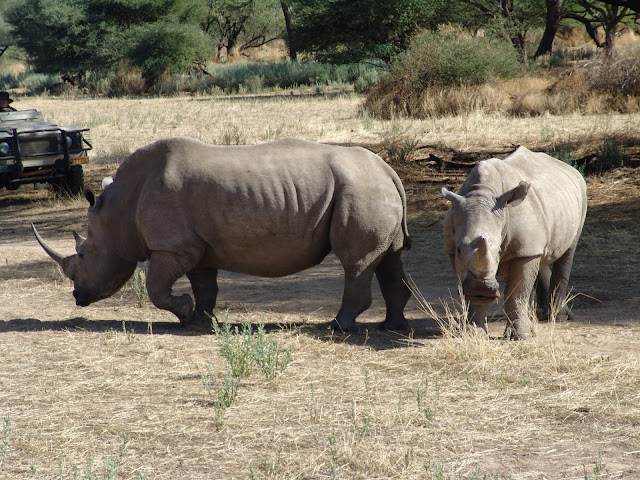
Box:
[33,137,412,332]
[441,146,587,340]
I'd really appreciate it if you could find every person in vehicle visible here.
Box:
[0,91,16,112]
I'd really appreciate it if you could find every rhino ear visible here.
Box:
[84,188,104,210]
[441,187,465,206]
[497,181,530,209]
[84,188,96,207]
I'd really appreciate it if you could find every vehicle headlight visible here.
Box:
[0,142,10,155]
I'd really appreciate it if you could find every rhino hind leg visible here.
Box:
[146,251,196,327]
[331,268,375,332]
[187,268,219,332]
[549,244,578,322]
[375,249,410,330]
[535,264,552,321]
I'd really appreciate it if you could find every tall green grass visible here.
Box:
[0,60,384,97]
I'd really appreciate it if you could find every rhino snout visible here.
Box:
[73,288,95,307]
[461,275,500,304]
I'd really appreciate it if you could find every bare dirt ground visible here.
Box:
[0,96,640,479]
[6,157,640,357]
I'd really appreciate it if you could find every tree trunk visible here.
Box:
[280,1,296,60]
[534,0,563,58]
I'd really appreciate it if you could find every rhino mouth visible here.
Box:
[73,288,99,307]
[464,293,500,305]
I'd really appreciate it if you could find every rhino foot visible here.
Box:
[378,317,410,331]
[185,310,216,333]
[504,325,532,341]
[329,318,358,333]
[470,324,489,338]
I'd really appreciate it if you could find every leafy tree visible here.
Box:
[534,0,564,57]
[564,0,636,58]
[127,21,213,81]
[6,0,97,73]
[279,1,295,59]
[5,0,215,81]
[180,0,284,60]
[463,0,546,63]
[290,0,462,64]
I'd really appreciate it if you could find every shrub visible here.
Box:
[206,60,383,94]
[364,29,522,118]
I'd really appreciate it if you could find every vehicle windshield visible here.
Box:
[0,110,44,122]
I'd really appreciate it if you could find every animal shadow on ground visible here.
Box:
[0,315,444,351]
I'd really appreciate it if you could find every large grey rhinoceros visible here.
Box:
[33,137,412,332]
[441,146,587,340]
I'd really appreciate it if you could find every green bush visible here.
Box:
[204,60,383,94]
[363,29,522,118]
[390,29,522,89]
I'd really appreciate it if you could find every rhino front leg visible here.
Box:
[146,251,195,325]
[186,268,219,332]
[375,249,410,330]
[503,257,540,340]
[467,303,489,336]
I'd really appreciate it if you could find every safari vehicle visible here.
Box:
[0,42,92,195]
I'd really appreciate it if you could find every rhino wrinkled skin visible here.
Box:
[442,146,587,340]
[33,137,412,332]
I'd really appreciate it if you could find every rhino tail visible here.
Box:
[391,172,412,251]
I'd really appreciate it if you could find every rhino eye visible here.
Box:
[456,247,461,255]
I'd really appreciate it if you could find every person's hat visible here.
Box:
[0,92,13,103]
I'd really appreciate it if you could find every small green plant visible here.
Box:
[360,109,375,132]
[595,135,626,171]
[386,137,418,163]
[103,431,130,480]
[0,414,10,472]
[220,124,246,145]
[57,430,130,480]
[121,319,136,344]
[583,454,606,480]
[202,363,241,431]
[350,401,370,442]
[252,323,293,382]
[416,377,439,421]
[130,266,148,308]
[327,434,340,480]
[213,316,256,378]
[214,315,293,382]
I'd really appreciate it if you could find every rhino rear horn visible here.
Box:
[73,231,86,251]
[31,223,75,278]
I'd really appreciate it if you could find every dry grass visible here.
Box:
[364,34,640,120]
[18,94,640,166]
[0,294,638,479]
[1,94,640,479]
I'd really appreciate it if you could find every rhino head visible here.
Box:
[441,181,530,304]
[32,189,137,307]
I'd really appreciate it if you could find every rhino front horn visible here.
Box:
[31,223,74,278]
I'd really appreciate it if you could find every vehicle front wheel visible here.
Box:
[53,165,84,196]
